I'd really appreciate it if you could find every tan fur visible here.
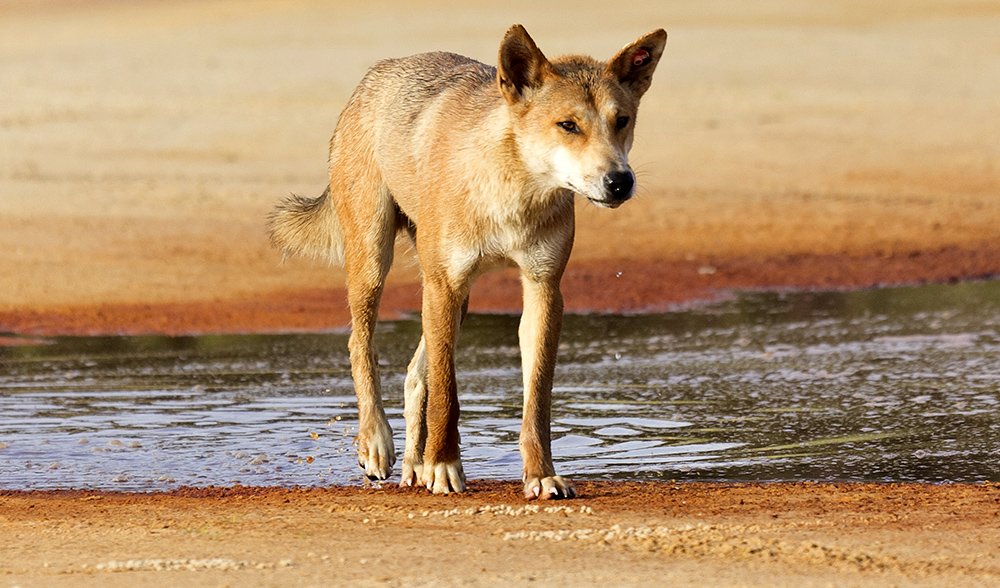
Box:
[268,25,666,498]
[267,187,345,265]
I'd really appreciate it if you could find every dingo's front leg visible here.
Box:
[519,276,575,499]
[419,278,467,494]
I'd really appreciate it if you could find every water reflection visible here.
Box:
[1,280,998,490]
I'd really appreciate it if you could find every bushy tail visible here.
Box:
[267,186,345,266]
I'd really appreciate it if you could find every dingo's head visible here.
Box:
[497,25,666,208]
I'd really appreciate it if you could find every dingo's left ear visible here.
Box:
[498,24,553,104]
[607,29,667,99]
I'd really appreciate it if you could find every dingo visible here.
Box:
[269,25,666,499]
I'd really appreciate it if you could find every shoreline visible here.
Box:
[3,478,994,496]
[2,242,996,339]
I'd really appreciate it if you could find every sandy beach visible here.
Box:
[3,482,1000,586]
[1,0,997,335]
[1,0,999,585]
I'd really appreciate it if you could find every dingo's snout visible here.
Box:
[603,170,635,203]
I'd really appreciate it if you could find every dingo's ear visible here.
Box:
[607,29,667,99]
[498,24,553,104]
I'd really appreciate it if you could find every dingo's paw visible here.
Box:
[357,420,395,480]
[524,475,575,500]
[420,459,466,494]
[399,459,424,487]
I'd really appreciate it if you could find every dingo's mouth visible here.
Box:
[587,197,627,209]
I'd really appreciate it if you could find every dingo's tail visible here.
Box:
[267,186,345,266]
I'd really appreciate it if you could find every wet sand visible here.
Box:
[1,1,999,584]
[3,482,999,586]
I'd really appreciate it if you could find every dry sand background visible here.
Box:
[1,0,998,334]
[2,1,1000,585]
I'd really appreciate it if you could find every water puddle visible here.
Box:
[1,281,998,490]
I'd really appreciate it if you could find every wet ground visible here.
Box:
[1,281,998,491]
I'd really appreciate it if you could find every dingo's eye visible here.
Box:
[615,116,630,130]
[557,120,580,134]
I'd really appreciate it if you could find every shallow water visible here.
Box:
[1,281,998,491]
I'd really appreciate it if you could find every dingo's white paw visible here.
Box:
[421,460,466,494]
[357,420,395,480]
[524,475,575,500]
[399,459,424,487]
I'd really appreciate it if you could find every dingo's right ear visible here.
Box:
[498,24,553,104]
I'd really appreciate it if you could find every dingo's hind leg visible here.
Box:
[339,172,399,481]
[400,336,427,486]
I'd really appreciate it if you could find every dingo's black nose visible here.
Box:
[603,171,634,200]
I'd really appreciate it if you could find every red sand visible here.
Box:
[1,242,996,338]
